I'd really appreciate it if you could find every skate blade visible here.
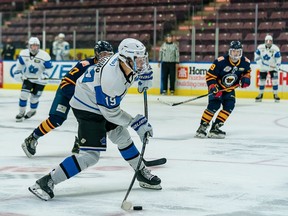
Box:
[28,184,51,201]
[207,133,225,139]
[255,99,262,102]
[139,182,162,190]
[24,112,36,119]
[16,118,24,122]
[194,133,206,139]
[21,142,33,158]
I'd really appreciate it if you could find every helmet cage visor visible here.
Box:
[133,53,148,74]
[29,44,40,55]
[229,48,242,61]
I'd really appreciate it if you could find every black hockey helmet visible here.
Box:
[229,41,243,62]
[229,40,242,50]
[94,41,113,57]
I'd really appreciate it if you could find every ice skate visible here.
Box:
[274,94,280,103]
[208,122,226,139]
[195,122,209,138]
[24,110,36,119]
[255,93,263,102]
[15,112,25,122]
[137,167,162,190]
[22,133,38,158]
[28,174,54,201]
[71,136,80,154]
[161,90,167,96]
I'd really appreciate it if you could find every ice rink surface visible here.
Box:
[1,89,288,216]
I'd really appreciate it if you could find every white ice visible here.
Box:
[0,89,288,216]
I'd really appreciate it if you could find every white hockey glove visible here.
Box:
[13,70,23,82]
[137,66,153,93]
[40,72,50,80]
[130,114,153,143]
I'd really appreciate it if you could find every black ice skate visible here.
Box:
[24,110,36,119]
[195,122,209,138]
[22,133,38,158]
[71,136,80,154]
[29,174,54,201]
[255,93,263,102]
[137,167,162,190]
[15,112,25,122]
[274,94,280,103]
[208,122,226,139]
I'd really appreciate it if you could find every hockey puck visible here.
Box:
[133,206,143,211]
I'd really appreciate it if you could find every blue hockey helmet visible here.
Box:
[94,40,113,59]
[229,41,242,62]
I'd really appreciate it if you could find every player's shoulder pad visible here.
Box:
[216,56,225,62]
[271,44,280,52]
[38,50,52,61]
[79,60,91,67]
[19,49,29,56]
[244,56,250,63]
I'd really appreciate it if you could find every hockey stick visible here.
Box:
[143,157,167,167]
[26,77,62,80]
[280,68,288,73]
[121,89,150,210]
[159,84,239,107]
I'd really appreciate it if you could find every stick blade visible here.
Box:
[121,200,132,210]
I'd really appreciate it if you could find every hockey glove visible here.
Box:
[137,66,153,93]
[208,84,222,98]
[130,114,153,143]
[240,76,250,88]
[40,72,50,80]
[13,70,23,82]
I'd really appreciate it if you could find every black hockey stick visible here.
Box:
[280,68,288,73]
[121,89,150,210]
[158,84,239,107]
[143,157,167,167]
[26,77,62,80]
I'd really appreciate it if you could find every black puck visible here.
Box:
[133,206,143,210]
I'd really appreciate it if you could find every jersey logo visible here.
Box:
[222,74,237,87]
[263,54,271,61]
[223,66,231,72]
[34,59,40,63]
[28,65,39,74]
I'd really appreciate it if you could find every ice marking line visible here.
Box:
[0,124,76,133]
[103,156,288,168]
[274,116,288,128]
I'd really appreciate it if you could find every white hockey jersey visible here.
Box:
[14,49,53,85]
[70,53,136,127]
[254,44,281,72]
[52,40,70,61]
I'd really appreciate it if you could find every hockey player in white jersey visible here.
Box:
[13,37,53,122]
[254,35,282,102]
[52,33,70,60]
[28,38,161,201]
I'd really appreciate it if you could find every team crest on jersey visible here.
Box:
[223,66,231,72]
[222,74,237,87]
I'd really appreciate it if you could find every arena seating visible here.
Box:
[177,1,287,62]
[1,0,200,55]
[1,0,287,62]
